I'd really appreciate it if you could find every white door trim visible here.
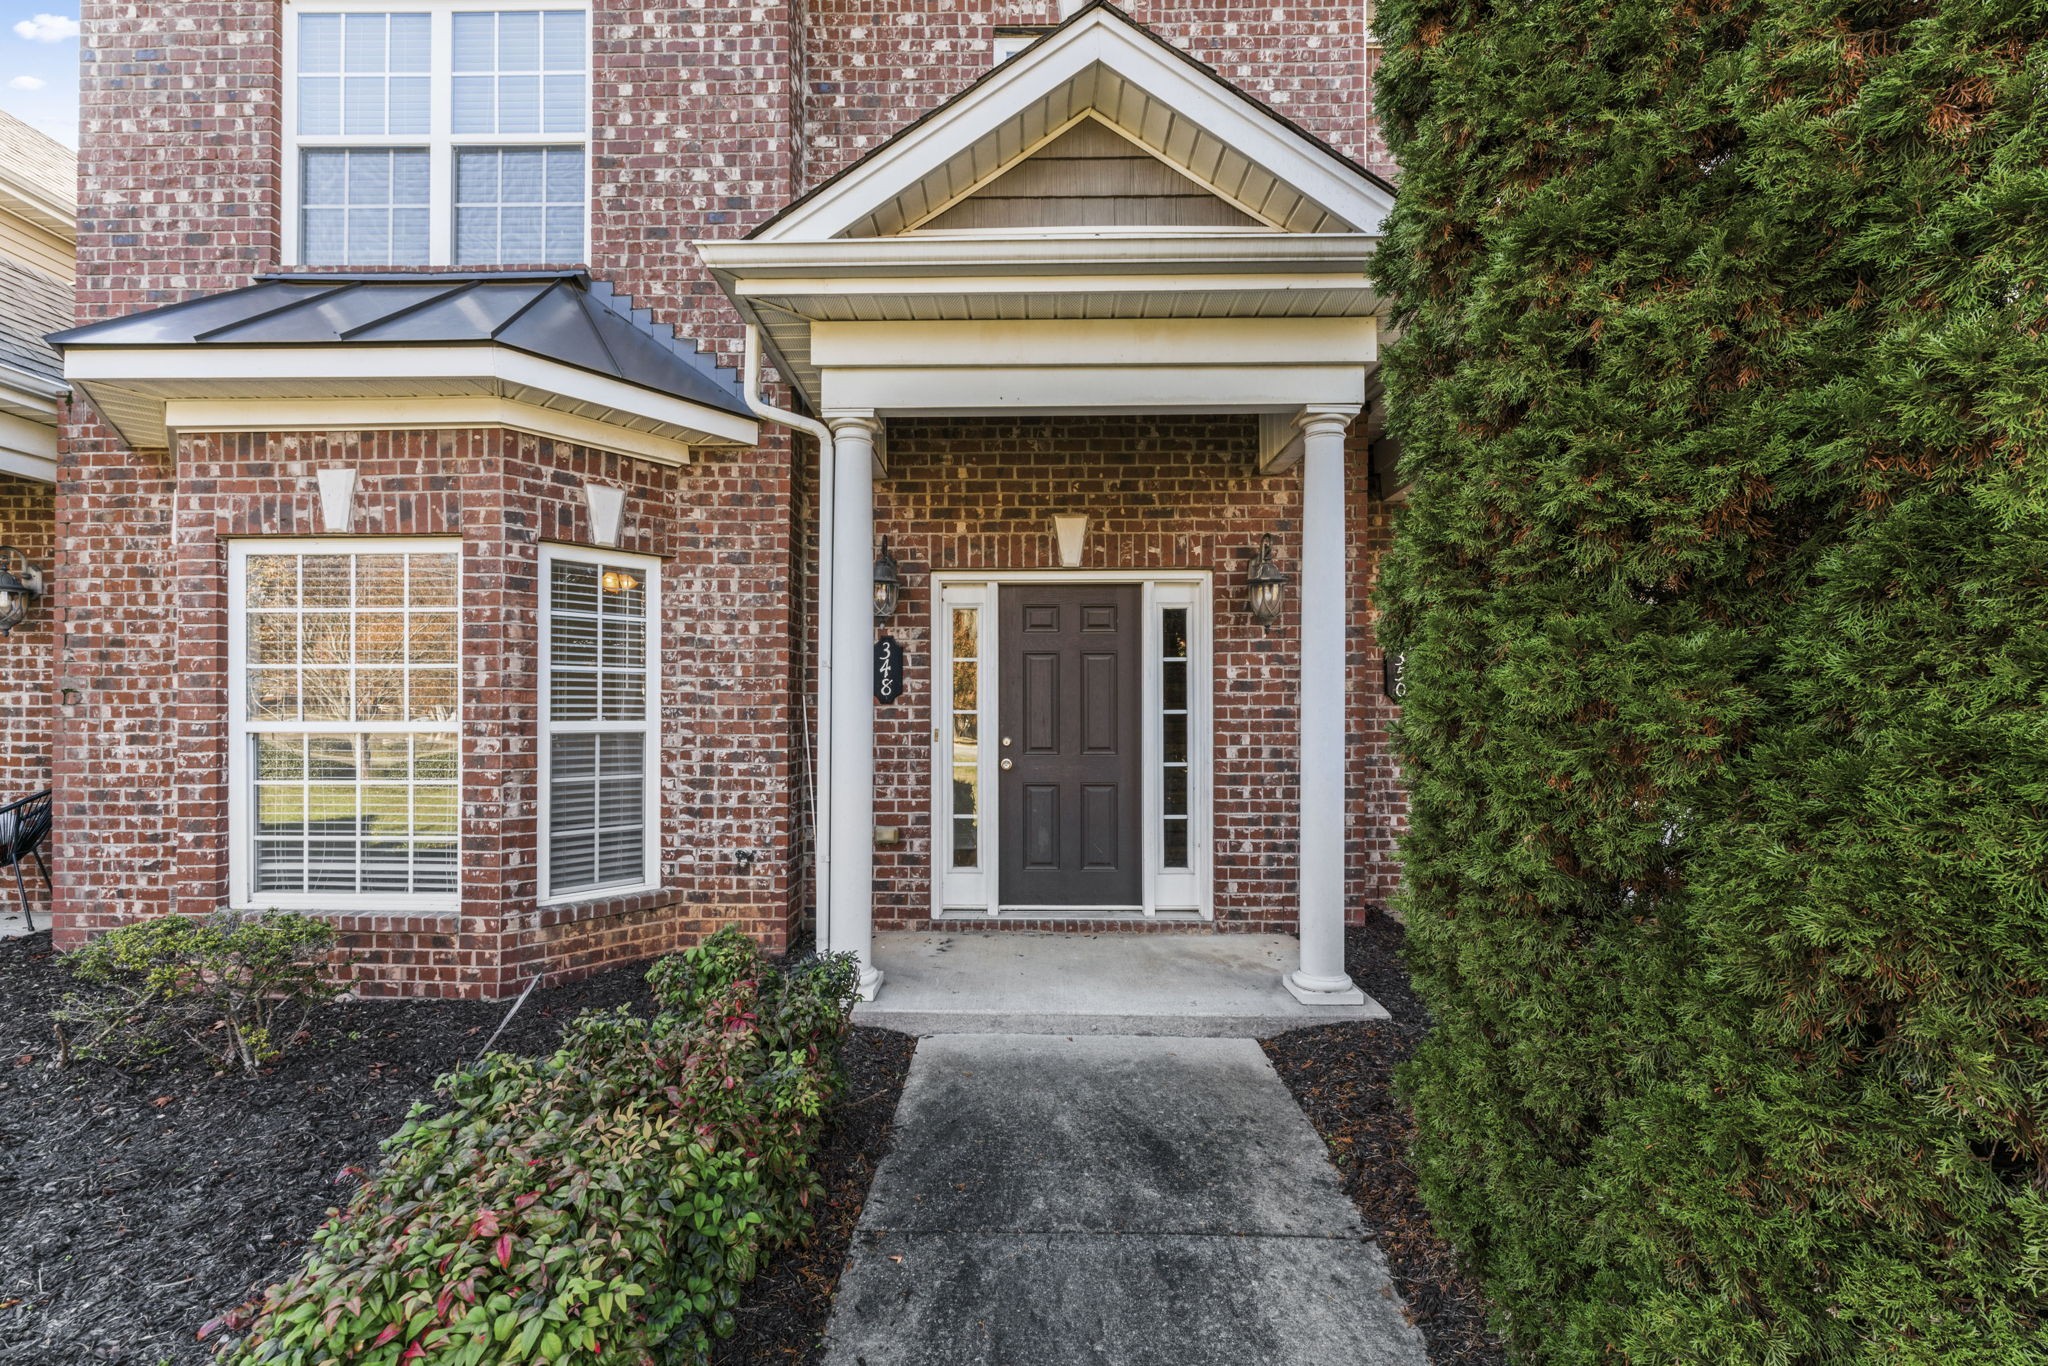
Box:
[928,569,1213,921]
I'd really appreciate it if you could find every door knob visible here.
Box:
[1000,758,1013,771]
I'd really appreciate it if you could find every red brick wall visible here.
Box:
[862,416,1400,932]
[63,0,807,993]
[0,474,56,808]
[53,424,794,996]
[799,1,1382,185]
[61,0,1400,992]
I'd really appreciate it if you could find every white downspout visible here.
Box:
[742,325,836,955]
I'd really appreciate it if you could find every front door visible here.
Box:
[997,584,1143,908]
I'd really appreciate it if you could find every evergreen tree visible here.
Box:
[1373,0,2047,1357]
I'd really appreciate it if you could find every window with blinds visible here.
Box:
[541,547,658,900]
[230,541,462,909]
[288,4,589,267]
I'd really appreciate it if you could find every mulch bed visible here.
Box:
[1263,915,1506,1366]
[0,930,914,1366]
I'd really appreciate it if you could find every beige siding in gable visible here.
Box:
[0,212,74,281]
[916,119,1267,233]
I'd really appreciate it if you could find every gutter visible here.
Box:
[0,357,69,403]
[742,325,838,955]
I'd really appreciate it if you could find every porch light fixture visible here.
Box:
[0,547,45,636]
[1246,534,1285,626]
[873,537,902,622]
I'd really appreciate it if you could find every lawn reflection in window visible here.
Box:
[950,606,980,869]
[245,550,461,897]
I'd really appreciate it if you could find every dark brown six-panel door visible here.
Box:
[997,584,1143,908]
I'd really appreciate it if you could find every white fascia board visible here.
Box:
[163,397,696,468]
[63,344,759,448]
[818,362,1367,416]
[0,409,57,483]
[0,180,76,244]
[748,10,1392,243]
[699,232,1382,279]
[812,316,1376,369]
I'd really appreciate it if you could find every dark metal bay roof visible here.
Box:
[50,271,750,418]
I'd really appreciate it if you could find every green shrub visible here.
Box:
[1373,0,2046,1357]
[209,929,861,1366]
[51,911,346,1074]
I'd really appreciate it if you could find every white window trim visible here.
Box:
[928,570,1213,920]
[282,0,593,268]
[538,542,661,906]
[226,536,464,914]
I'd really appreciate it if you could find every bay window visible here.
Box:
[541,546,658,901]
[287,3,589,267]
[229,541,462,910]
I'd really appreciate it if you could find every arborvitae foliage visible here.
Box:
[1373,0,2047,1358]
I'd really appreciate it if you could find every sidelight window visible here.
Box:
[1160,606,1191,870]
[948,606,982,870]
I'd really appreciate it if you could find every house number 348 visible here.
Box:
[874,636,906,705]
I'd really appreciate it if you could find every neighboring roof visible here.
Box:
[0,257,68,393]
[748,0,1394,242]
[0,108,76,241]
[51,271,750,418]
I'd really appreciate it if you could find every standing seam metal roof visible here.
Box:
[48,271,751,418]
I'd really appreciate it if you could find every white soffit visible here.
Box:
[63,345,760,462]
[747,6,1393,243]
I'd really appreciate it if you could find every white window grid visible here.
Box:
[283,0,591,268]
[1160,604,1191,871]
[539,544,660,904]
[227,538,464,913]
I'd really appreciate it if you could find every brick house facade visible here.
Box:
[35,0,1401,999]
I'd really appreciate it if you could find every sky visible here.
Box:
[0,7,77,148]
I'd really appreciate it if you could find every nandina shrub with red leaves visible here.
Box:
[207,929,860,1366]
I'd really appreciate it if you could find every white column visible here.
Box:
[827,412,884,1000]
[1286,405,1366,1006]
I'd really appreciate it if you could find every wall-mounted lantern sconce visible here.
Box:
[0,547,45,636]
[1246,533,1285,626]
[873,537,902,622]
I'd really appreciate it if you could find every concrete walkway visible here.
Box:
[855,932,1389,1037]
[822,1034,1428,1366]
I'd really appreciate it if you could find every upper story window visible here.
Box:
[286,3,589,268]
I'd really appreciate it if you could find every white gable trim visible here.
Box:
[750,5,1392,244]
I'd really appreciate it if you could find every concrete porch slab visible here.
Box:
[854,931,1390,1037]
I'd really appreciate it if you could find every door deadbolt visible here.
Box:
[1002,736,1012,747]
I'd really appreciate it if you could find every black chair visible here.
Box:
[0,789,52,931]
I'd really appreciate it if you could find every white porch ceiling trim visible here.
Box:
[63,344,759,456]
[746,5,1392,243]
[161,396,696,468]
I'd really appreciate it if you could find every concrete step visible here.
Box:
[854,931,1390,1038]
